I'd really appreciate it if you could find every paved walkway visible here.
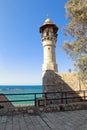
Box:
[0,110,87,130]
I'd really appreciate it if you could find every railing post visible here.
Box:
[65,92,67,104]
[84,91,85,101]
[45,93,47,99]
[35,93,36,106]
[61,92,63,104]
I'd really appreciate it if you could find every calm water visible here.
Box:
[0,85,42,105]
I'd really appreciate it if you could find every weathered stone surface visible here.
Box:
[43,70,77,92]
[59,72,87,90]
[43,71,87,92]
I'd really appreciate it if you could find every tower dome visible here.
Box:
[40,18,58,33]
[44,18,54,25]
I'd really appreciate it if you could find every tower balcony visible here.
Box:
[41,35,57,42]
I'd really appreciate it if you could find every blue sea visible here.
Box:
[0,85,42,105]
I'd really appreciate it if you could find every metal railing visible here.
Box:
[0,90,87,106]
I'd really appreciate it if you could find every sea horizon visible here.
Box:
[0,85,42,90]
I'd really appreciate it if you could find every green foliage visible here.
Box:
[76,55,87,80]
[62,0,87,80]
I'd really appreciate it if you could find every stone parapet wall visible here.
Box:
[0,105,36,116]
[59,72,87,91]
[38,102,87,112]
[1,101,87,115]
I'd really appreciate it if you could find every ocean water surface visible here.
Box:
[0,85,42,105]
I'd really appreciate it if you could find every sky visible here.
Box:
[0,0,74,85]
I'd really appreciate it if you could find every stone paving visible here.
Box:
[0,110,87,130]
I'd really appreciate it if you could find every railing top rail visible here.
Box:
[0,90,87,104]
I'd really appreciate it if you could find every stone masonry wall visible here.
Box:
[59,72,87,91]
[43,71,87,92]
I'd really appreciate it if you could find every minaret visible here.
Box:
[39,18,78,104]
[40,18,58,74]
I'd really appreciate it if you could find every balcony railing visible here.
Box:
[0,90,87,106]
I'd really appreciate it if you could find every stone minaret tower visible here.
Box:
[40,18,58,74]
[40,18,59,93]
[39,19,80,102]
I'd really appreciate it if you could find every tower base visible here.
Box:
[42,70,72,93]
[42,70,81,104]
